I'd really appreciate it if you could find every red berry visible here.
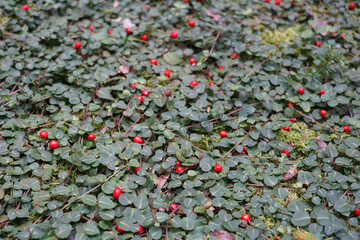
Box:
[89,25,95,31]
[142,90,150,96]
[150,59,158,65]
[190,80,199,87]
[189,58,196,64]
[136,225,143,234]
[349,2,356,9]
[188,20,195,27]
[183,0,189,2]
[242,146,247,154]
[176,160,181,166]
[231,52,238,58]
[320,110,327,116]
[354,208,360,216]
[340,33,345,39]
[319,89,325,95]
[116,226,126,234]
[219,130,227,138]
[49,140,59,149]
[88,134,95,140]
[241,213,250,222]
[265,0,270,2]
[80,53,87,59]
[315,41,322,47]
[141,34,148,41]
[282,126,290,131]
[343,126,350,132]
[21,5,29,11]
[288,102,294,107]
[126,27,132,34]
[214,164,222,172]
[137,95,143,103]
[113,187,122,199]
[218,66,224,71]
[171,31,178,39]
[134,167,141,174]
[289,117,296,122]
[298,88,305,94]
[176,166,183,172]
[130,83,137,88]
[281,149,289,156]
[144,5,150,10]
[164,69,171,77]
[170,203,178,211]
[209,82,215,86]
[275,0,281,5]
[107,30,112,35]
[39,131,48,139]
[74,42,81,49]
[134,136,144,144]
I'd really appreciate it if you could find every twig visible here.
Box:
[293,109,338,132]
[221,132,250,158]
[28,122,57,130]
[77,24,86,33]
[203,31,222,63]
[166,204,184,240]
[120,107,153,138]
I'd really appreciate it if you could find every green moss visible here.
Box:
[277,122,316,152]
[261,27,298,45]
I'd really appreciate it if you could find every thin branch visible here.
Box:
[293,109,338,132]
[221,132,250,158]
[203,31,222,63]
[166,204,184,240]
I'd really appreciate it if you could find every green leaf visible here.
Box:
[181,217,195,230]
[81,195,97,206]
[98,196,115,210]
[325,143,338,158]
[291,211,311,227]
[133,194,149,209]
[163,52,182,65]
[155,212,169,223]
[97,87,113,100]
[85,222,100,236]
[55,224,72,239]
[246,227,260,239]
[118,193,133,206]
[263,174,278,187]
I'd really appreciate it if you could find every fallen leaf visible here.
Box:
[155,169,172,189]
[111,16,122,22]
[100,126,108,133]
[211,229,235,240]
[118,63,130,74]
[113,0,119,8]
[282,167,298,182]
[293,230,317,240]
[315,136,327,151]
[122,18,135,29]
[205,9,222,23]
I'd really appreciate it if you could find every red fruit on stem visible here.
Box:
[130,83,137,88]
[242,146,247,154]
[343,126,350,132]
[349,2,356,9]
[190,80,199,87]
[214,164,222,172]
[74,42,81,49]
[142,90,150,96]
[275,0,281,5]
[126,27,132,34]
[320,110,327,116]
[219,130,227,138]
[188,20,195,27]
[209,82,215,86]
[164,69,171,77]
[170,203,178,211]
[176,160,181,166]
[39,131,48,138]
[134,167,141,174]
[282,149,290,156]
[289,117,296,122]
[315,41,322,47]
[113,188,122,199]
[107,30,112,35]
[288,102,294,107]
[141,34,148,41]
[49,140,59,149]
[22,5,29,11]
[340,33,345,39]
[241,213,250,222]
[354,208,360,216]
[136,225,143,234]
[231,52,238,58]
[150,59,158,65]
[218,66,224,70]
[89,25,94,31]
[298,88,305,94]
[176,166,183,172]
[88,134,95,140]
[189,58,196,64]
[319,89,325,95]
[282,126,290,131]
[134,136,144,143]
[144,5,150,10]
[265,0,270,2]
[116,226,126,234]
[171,31,178,38]
[137,95,143,103]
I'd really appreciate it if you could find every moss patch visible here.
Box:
[261,27,298,45]
[277,122,316,152]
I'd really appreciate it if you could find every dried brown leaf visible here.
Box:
[155,169,172,189]
[122,18,135,29]
[205,9,222,23]
[118,63,129,74]
[282,167,298,182]
[113,0,119,8]
[211,229,235,240]
[315,136,327,151]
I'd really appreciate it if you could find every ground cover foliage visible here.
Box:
[0,0,360,239]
